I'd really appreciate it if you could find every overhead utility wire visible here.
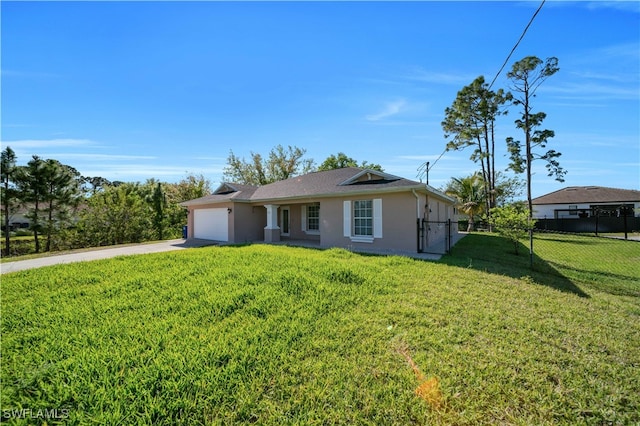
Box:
[488,0,545,89]
[420,0,546,181]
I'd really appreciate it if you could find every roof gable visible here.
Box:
[180,182,258,206]
[338,169,402,186]
[213,182,256,195]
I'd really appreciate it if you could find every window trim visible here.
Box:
[343,198,382,243]
[304,203,320,235]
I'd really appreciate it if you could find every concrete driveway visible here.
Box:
[1,239,216,274]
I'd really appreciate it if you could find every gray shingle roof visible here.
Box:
[532,186,640,205]
[181,167,428,206]
[251,167,423,200]
[179,183,257,206]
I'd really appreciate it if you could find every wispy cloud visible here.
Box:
[553,42,640,102]
[364,120,433,127]
[365,100,407,121]
[41,153,157,161]
[569,70,637,85]
[598,42,640,61]
[188,156,227,162]
[1,123,34,129]
[403,68,477,86]
[1,137,227,182]
[80,164,225,179]
[584,1,640,13]
[396,154,455,162]
[542,1,640,14]
[1,138,96,149]
[1,69,61,79]
[545,78,639,101]
[566,42,640,75]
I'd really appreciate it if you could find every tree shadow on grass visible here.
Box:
[438,233,590,298]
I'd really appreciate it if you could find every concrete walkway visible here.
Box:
[1,239,215,274]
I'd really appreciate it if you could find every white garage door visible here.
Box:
[194,208,229,241]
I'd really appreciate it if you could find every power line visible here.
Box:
[417,147,447,184]
[488,0,546,89]
[420,0,546,183]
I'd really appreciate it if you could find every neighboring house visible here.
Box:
[181,167,458,254]
[1,203,84,231]
[0,207,31,231]
[532,186,640,219]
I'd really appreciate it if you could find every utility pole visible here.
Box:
[417,161,430,185]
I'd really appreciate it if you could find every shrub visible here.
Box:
[490,203,534,254]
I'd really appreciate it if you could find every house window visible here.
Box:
[343,199,382,242]
[353,200,373,236]
[569,205,577,216]
[307,203,320,231]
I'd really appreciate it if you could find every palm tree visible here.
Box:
[445,173,486,232]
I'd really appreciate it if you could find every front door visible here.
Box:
[281,207,290,236]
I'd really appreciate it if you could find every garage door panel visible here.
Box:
[194,208,228,241]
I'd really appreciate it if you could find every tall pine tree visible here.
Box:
[1,147,18,255]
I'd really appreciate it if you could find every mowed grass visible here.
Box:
[2,235,639,425]
[445,232,640,298]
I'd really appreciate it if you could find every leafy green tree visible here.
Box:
[82,176,112,196]
[162,174,212,238]
[78,183,153,246]
[490,203,534,255]
[444,173,486,232]
[223,145,315,185]
[170,173,212,202]
[506,56,564,219]
[318,152,384,172]
[442,76,510,218]
[1,147,18,255]
[494,172,525,206]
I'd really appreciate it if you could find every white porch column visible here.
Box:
[264,204,281,242]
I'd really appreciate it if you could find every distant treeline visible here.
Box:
[1,146,211,257]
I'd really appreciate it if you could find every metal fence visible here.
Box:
[535,216,640,237]
[531,229,639,291]
[430,216,639,286]
[417,219,458,255]
[459,213,639,240]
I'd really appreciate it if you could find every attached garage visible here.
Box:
[193,208,229,241]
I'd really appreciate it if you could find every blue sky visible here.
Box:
[2,1,638,198]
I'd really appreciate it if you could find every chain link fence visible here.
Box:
[531,229,639,295]
[446,217,639,296]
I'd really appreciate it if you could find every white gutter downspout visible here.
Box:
[412,189,421,253]
[412,189,420,218]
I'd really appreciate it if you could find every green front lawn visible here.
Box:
[1,235,639,424]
